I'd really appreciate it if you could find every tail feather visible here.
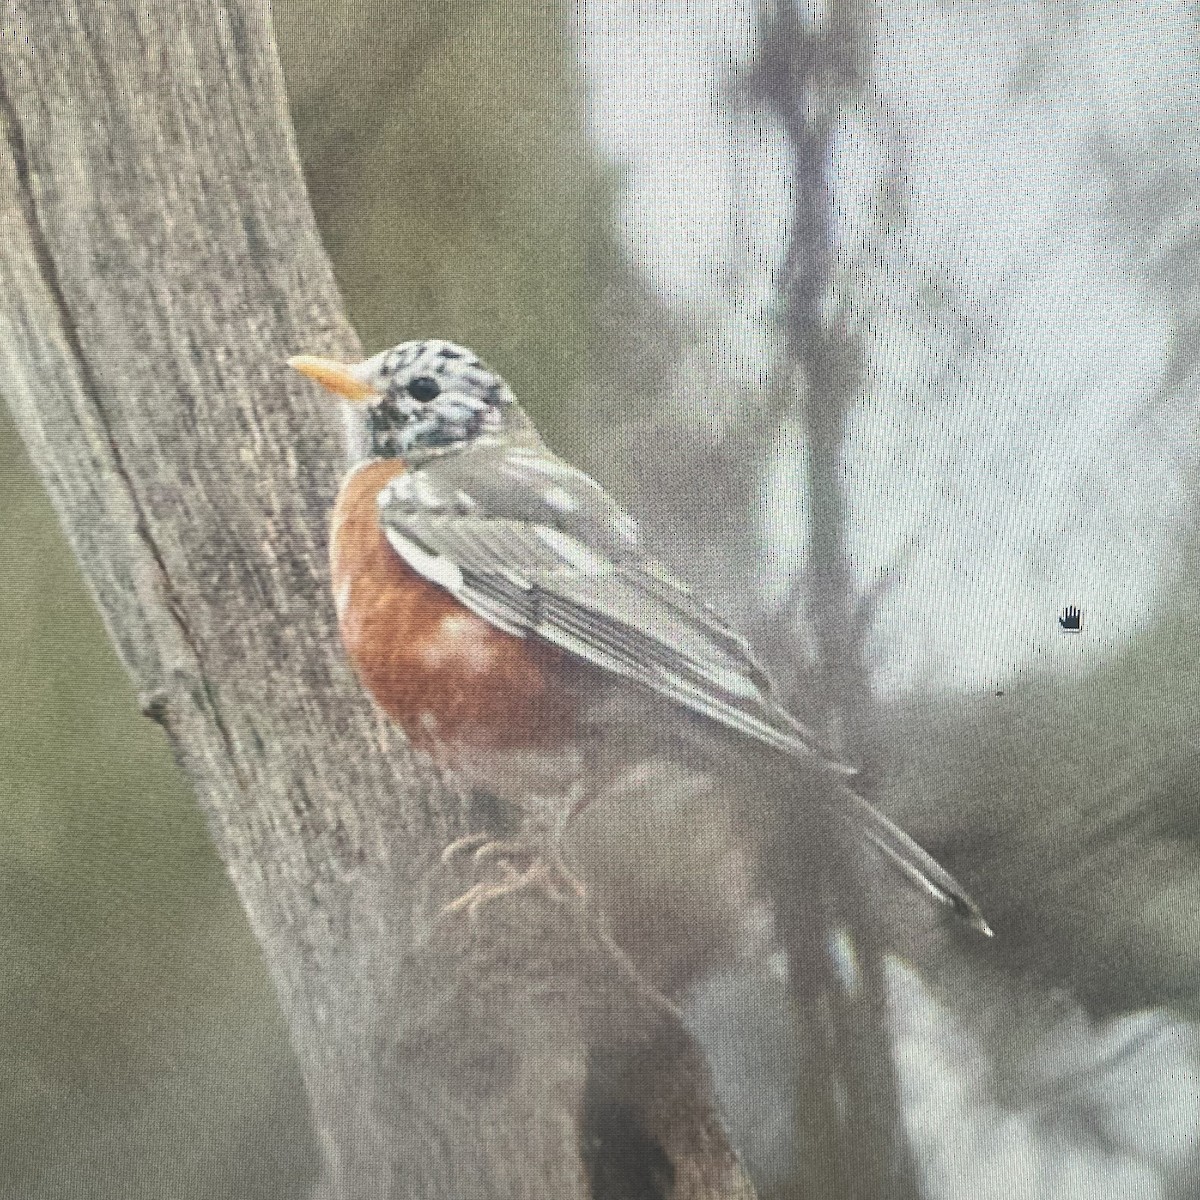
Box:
[835,783,993,937]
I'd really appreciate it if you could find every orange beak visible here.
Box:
[288,354,377,402]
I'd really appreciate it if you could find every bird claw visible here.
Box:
[438,837,585,920]
[440,833,495,864]
[434,834,682,1021]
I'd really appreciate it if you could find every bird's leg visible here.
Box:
[439,810,587,920]
[436,806,683,1020]
[439,848,586,920]
[439,832,496,863]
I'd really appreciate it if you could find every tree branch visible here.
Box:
[744,2,921,1196]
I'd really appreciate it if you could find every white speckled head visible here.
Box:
[290,338,541,464]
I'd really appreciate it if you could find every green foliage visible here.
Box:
[878,605,1200,1016]
[276,0,618,446]
[0,406,317,1198]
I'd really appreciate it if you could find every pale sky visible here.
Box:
[574,0,1200,697]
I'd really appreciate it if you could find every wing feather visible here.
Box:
[383,508,843,764]
[376,457,990,934]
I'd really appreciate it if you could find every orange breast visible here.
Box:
[329,459,580,753]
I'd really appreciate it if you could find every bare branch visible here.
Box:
[742,2,922,1196]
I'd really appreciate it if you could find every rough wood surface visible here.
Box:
[0,4,754,1197]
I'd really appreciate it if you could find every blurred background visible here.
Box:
[5,1,1200,1197]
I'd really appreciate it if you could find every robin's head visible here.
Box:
[290,338,536,462]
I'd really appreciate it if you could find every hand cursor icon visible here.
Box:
[1058,606,1082,631]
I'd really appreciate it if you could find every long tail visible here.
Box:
[834,782,993,937]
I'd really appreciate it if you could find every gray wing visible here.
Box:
[378,447,847,767]
[379,447,990,934]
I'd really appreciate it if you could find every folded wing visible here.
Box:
[377,454,990,934]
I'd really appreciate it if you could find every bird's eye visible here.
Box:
[407,376,441,403]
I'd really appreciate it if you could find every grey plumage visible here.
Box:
[376,441,991,935]
[290,337,989,933]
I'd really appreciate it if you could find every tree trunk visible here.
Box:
[0,4,753,1197]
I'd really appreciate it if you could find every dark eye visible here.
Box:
[407,375,441,403]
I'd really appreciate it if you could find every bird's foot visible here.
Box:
[436,834,682,1020]
[439,836,585,920]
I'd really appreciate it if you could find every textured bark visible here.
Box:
[0,4,753,1198]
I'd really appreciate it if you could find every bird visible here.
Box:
[289,337,991,936]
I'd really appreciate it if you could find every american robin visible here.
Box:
[289,338,991,935]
